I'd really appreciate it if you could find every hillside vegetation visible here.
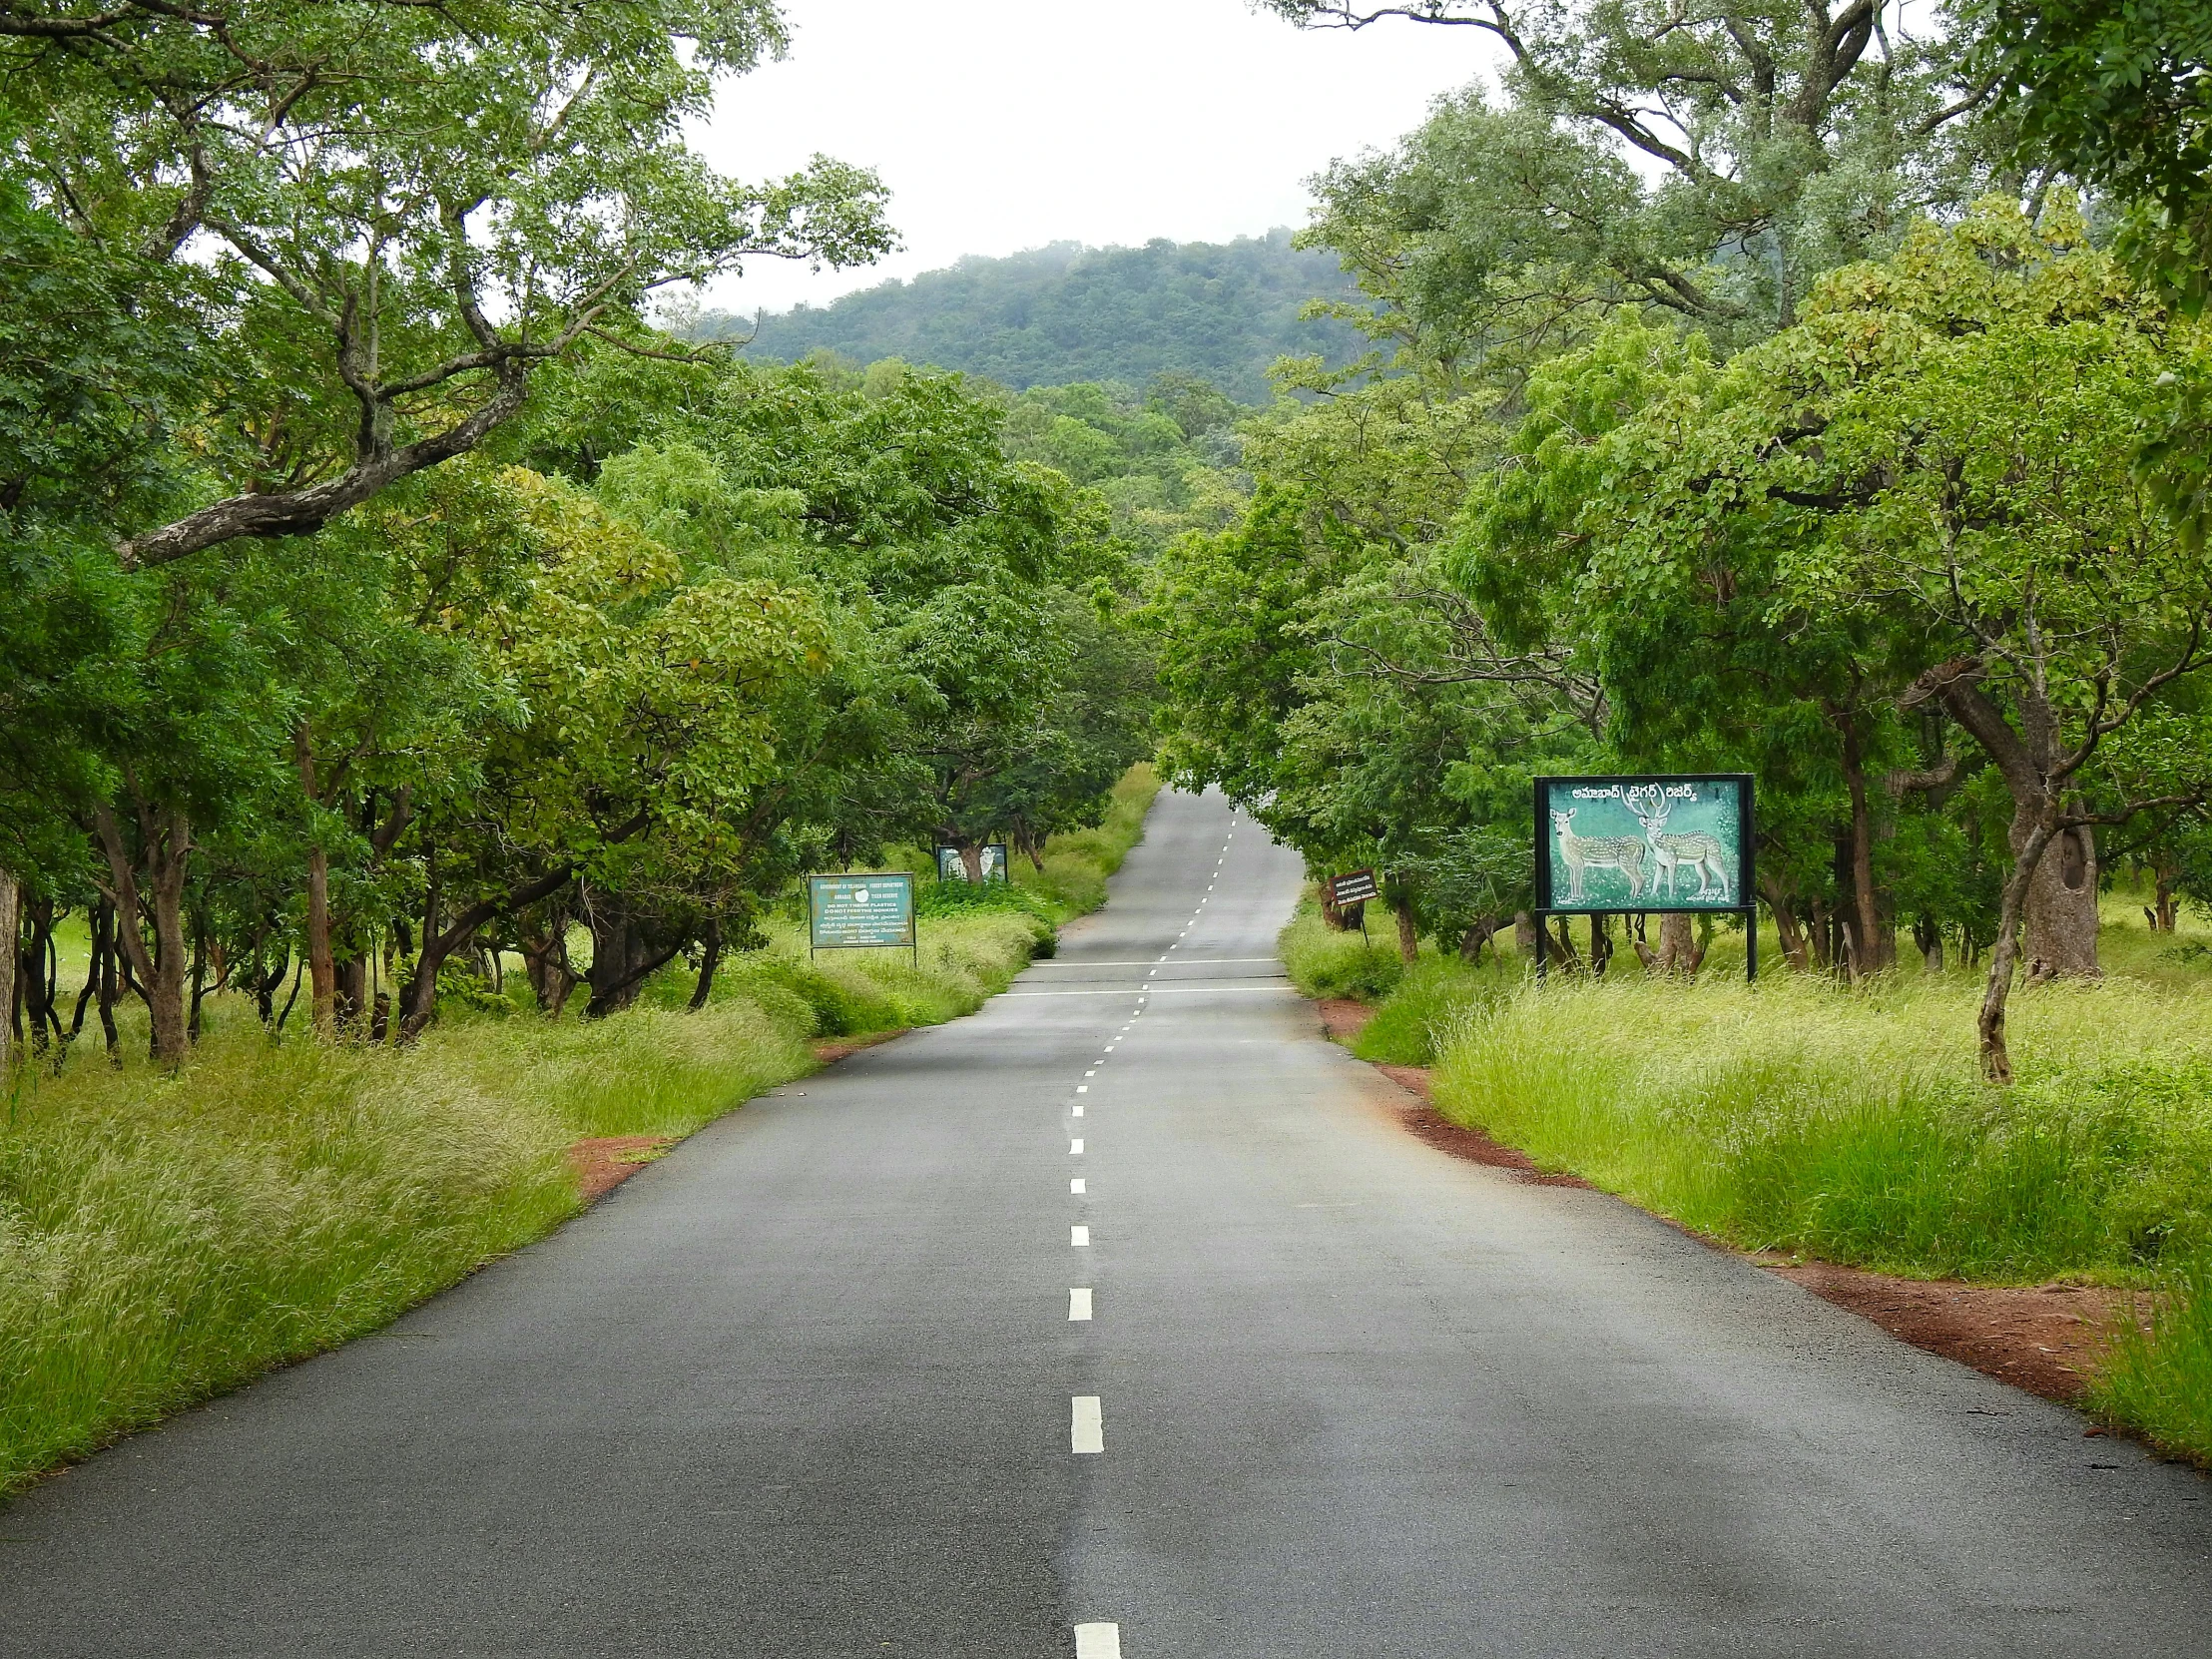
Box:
[700,232,1367,401]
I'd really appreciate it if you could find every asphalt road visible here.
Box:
[3,787,2209,1657]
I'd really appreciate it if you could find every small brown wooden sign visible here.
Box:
[1330,868,1379,906]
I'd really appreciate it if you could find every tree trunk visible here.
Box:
[297,725,339,1036]
[398,858,445,1038]
[2152,856,2180,932]
[19,897,59,1052]
[187,915,208,1041]
[0,869,17,1075]
[89,802,191,1067]
[1390,891,1419,964]
[520,909,580,1018]
[1979,819,2057,1083]
[79,898,120,1060]
[1839,719,1896,973]
[275,958,304,1032]
[334,953,368,1028]
[959,840,985,883]
[1757,874,1810,971]
[1551,914,1582,969]
[256,942,291,1027]
[304,843,336,1036]
[583,891,682,1017]
[689,919,723,1011]
[399,861,577,1039]
[1513,910,1538,960]
[1458,916,1501,962]
[1588,912,1613,976]
[1649,911,1703,975]
[2021,819,2099,980]
[1919,669,2101,984]
[1913,914,1943,971]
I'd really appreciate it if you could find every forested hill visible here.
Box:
[697,231,1368,400]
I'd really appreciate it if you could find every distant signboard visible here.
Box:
[1534,775,1753,914]
[1330,868,1380,906]
[808,872,917,950]
[935,843,1009,883]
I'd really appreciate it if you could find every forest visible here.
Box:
[0,6,1161,1071]
[699,232,1366,401]
[4,0,2212,1479]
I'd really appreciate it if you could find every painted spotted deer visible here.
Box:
[1549,809,1648,902]
[1625,785,1734,902]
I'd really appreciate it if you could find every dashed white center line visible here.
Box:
[1068,1288,1093,1321]
[1076,1085,1088,1094]
[1071,1225,1090,1246]
[1071,1395,1104,1454]
[1073,1104,1084,1117]
[1071,1177,1085,1194]
[1085,1069,1096,1077]
[1074,1624,1122,1659]
[1070,1138,1084,1154]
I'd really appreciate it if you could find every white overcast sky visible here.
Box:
[690,0,1500,316]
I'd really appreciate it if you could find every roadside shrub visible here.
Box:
[1280,906,1409,1001]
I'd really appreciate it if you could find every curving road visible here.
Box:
[2,787,2208,1656]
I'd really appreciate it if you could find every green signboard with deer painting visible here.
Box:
[1534,775,1754,913]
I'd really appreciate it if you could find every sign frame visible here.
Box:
[1531,774,1758,982]
[807,871,918,964]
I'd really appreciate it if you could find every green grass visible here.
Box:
[1283,883,2212,1464]
[1278,906,1415,1003]
[1429,973,2212,1279]
[2094,1254,2212,1463]
[0,767,1161,1497]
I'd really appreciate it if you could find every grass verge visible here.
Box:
[1282,891,2212,1466]
[0,767,1160,1497]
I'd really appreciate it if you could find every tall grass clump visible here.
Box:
[440,994,819,1140]
[0,1032,575,1493]
[1347,956,1520,1066]
[2092,1254,2212,1465]
[1279,906,1412,1002]
[1431,973,2212,1284]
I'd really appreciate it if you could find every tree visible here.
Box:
[1286,0,2003,363]
[1562,202,2212,1076]
[1965,0,2212,309]
[393,466,830,1032]
[1460,311,1936,977]
[570,356,1150,881]
[1,0,891,568]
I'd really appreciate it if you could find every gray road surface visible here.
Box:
[2,787,2208,1657]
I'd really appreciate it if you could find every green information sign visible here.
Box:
[1534,775,1753,913]
[808,872,917,952]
